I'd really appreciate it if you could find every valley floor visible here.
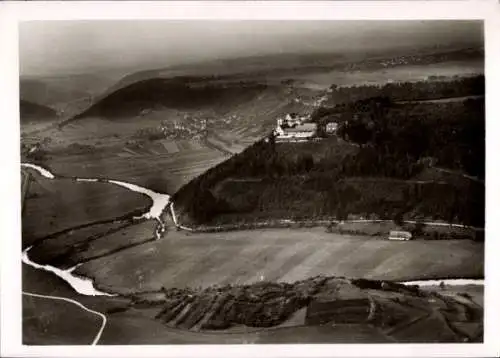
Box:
[76,227,484,294]
[20,162,484,345]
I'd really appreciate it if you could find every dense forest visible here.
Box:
[320,75,484,107]
[73,78,267,119]
[173,77,485,228]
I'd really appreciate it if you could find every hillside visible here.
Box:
[173,76,485,231]
[72,78,268,120]
[144,275,482,343]
[20,100,57,123]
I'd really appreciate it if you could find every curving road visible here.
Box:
[22,291,106,345]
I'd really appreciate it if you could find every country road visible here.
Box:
[22,291,106,345]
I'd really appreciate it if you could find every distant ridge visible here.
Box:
[20,99,57,122]
[70,77,267,121]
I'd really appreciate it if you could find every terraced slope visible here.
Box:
[135,276,482,343]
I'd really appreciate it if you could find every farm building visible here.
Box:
[388,230,413,241]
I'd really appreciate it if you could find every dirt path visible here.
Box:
[22,291,107,345]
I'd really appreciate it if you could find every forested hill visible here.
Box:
[173,76,484,228]
[321,75,484,106]
[72,77,267,120]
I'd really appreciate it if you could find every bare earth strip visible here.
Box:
[241,241,311,285]
[278,246,338,283]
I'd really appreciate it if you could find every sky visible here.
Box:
[19,20,483,77]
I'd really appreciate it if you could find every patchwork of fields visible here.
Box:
[43,145,226,193]
[76,228,484,295]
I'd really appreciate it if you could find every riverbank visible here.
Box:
[21,162,173,296]
[20,162,484,345]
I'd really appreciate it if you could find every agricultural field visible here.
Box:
[21,169,150,247]
[21,115,229,193]
[255,324,392,343]
[76,227,484,295]
[28,220,157,270]
[42,145,226,193]
[23,294,102,345]
[22,262,135,345]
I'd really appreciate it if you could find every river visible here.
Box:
[398,279,484,287]
[20,162,484,298]
[22,246,115,296]
[21,162,172,296]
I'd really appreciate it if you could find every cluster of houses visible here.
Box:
[273,113,339,142]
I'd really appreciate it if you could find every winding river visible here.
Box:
[398,279,484,286]
[22,246,115,296]
[21,162,484,298]
[21,162,172,296]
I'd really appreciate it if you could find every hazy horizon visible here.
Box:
[20,20,483,77]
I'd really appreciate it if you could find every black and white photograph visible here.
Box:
[1,1,499,357]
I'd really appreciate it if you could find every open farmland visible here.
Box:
[23,294,103,345]
[22,263,131,345]
[28,220,157,270]
[42,145,226,193]
[76,228,483,295]
[96,312,389,344]
[21,169,150,247]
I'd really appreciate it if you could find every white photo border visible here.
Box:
[1,1,499,357]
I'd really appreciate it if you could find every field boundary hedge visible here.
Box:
[169,203,483,240]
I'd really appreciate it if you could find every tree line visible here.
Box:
[321,75,484,107]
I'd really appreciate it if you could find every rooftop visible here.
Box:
[284,123,317,133]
